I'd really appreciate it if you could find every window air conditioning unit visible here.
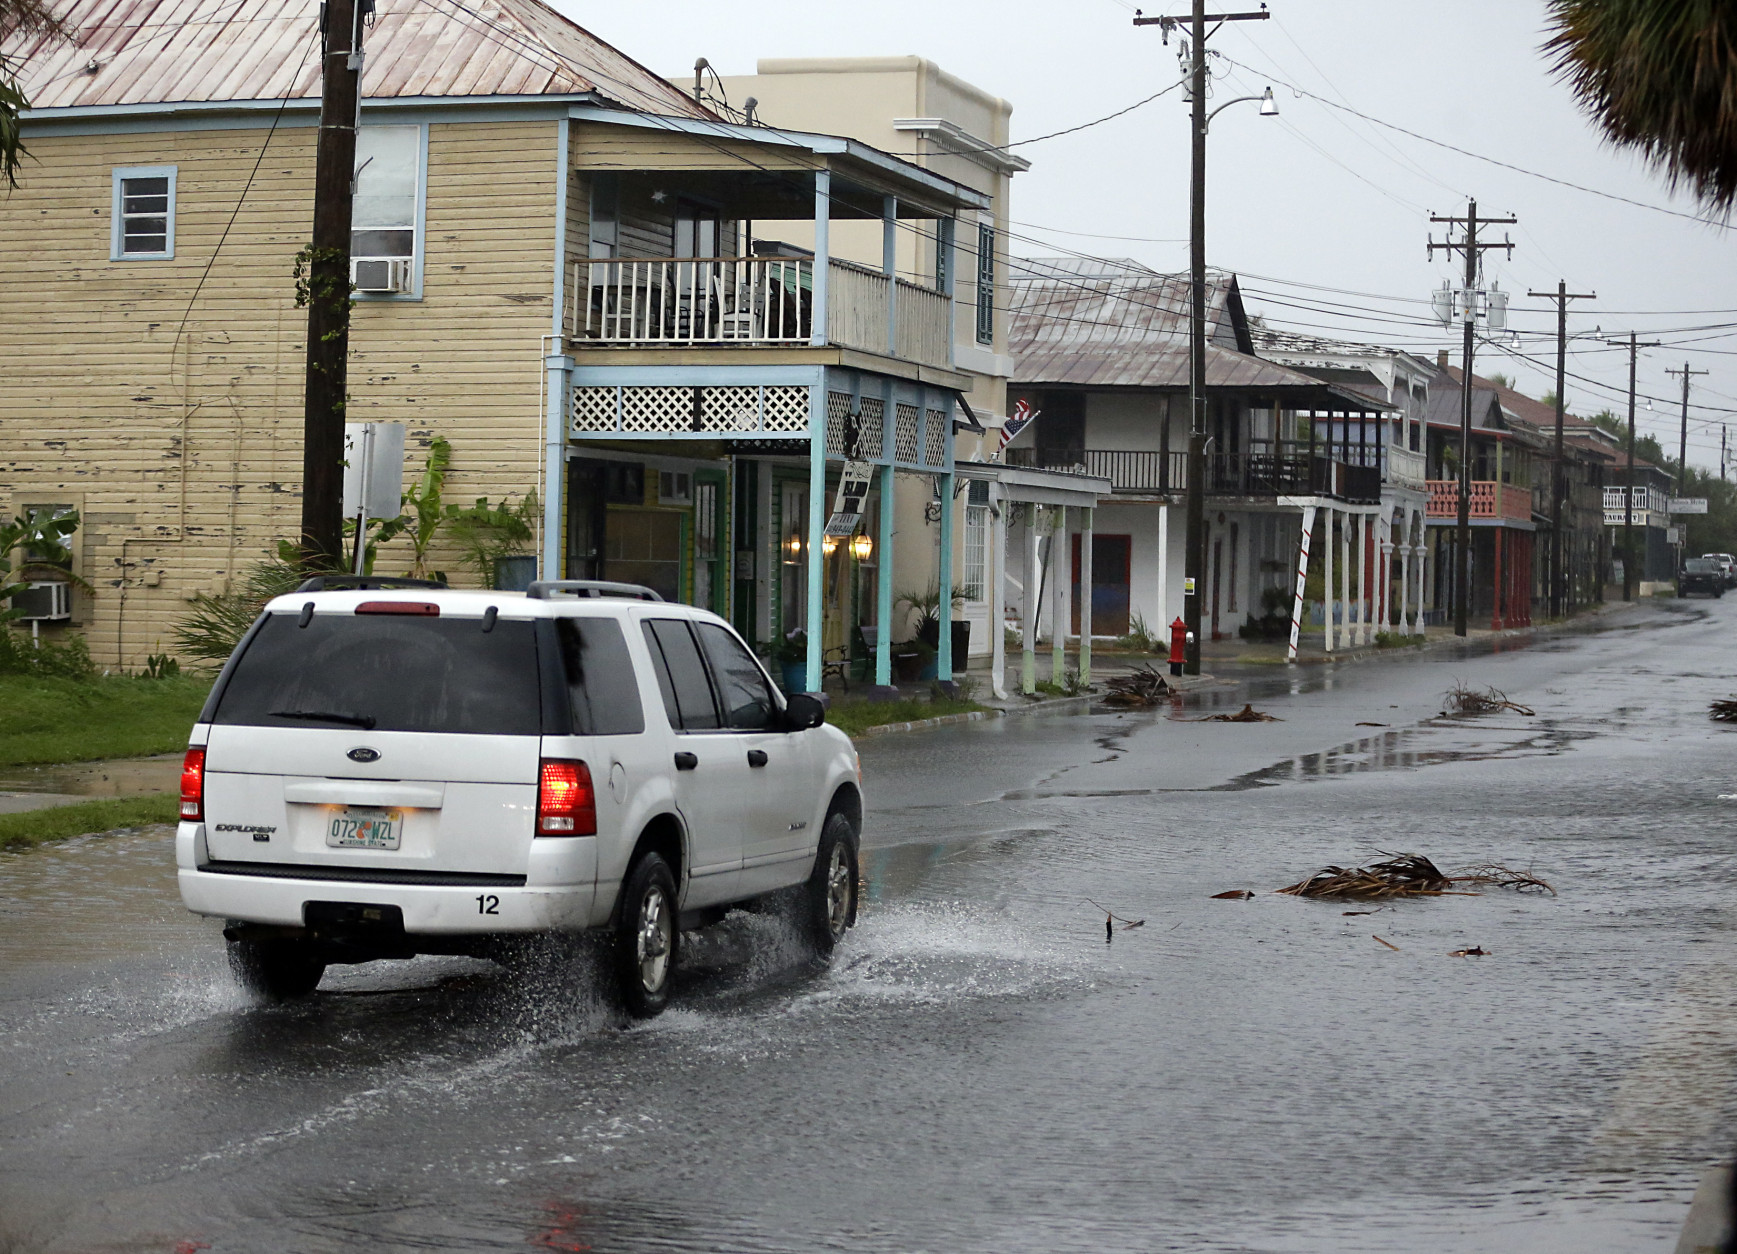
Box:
[658,470,693,506]
[11,580,71,622]
[352,257,413,294]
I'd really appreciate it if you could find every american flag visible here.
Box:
[997,398,1040,458]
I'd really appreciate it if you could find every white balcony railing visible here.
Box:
[570,257,811,345]
[568,256,952,367]
[1385,443,1427,489]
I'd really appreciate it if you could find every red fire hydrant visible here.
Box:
[1169,616,1189,677]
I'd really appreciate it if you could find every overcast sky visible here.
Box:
[567,0,1737,473]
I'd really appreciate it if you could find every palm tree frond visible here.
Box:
[1545,0,1737,214]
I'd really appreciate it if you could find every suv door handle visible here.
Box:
[747,749,768,768]
[674,752,698,771]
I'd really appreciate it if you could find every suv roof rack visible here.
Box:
[295,575,450,593]
[525,580,663,602]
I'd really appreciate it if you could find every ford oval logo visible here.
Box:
[346,747,381,763]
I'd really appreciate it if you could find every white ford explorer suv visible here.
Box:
[176,577,862,1017]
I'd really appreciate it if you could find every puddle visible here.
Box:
[0,754,182,800]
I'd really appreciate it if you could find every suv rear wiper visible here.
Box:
[270,709,378,729]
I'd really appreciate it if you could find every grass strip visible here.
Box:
[0,674,211,767]
[827,696,987,737]
[0,795,179,852]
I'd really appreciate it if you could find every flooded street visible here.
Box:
[4,600,1736,1252]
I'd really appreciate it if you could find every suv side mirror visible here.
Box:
[783,693,826,731]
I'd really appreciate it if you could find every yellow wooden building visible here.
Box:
[2,0,995,687]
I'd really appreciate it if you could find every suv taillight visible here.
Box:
[180,747,206,821]
[537,759,596,836]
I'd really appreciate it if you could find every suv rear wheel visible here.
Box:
[798,812,859,955]
[228,937,326,1000]
[615,852,677,1018]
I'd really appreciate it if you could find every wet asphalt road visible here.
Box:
[4,599,1737,1252]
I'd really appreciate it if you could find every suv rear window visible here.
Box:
[1686,559,1719,573]
[210,612,542,735]
[555,617,645,735]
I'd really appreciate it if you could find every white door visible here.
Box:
[639,617,747,907]
[693,620,814,895]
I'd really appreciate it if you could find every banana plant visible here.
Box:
[0,508,82,624]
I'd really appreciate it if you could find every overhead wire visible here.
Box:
[1214,50,1733,231]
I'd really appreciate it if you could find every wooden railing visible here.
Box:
[824,261,887,354]
[568,257,952,366]
[570,257,811,345]
[1426,479,1533,521]
[1385,443,1427,489]
[1008,448,1380,502]
[1008,448,1187,491]
[894,278,951,365]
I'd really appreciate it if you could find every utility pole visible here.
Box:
[1665,362,1708,496]
[1134,0,1270,674]
[1617,332,1663,601]
[1722,425,1728,480]
[1429,201,1515,636]
[1527,281,1594,619]
[300,0,367,568]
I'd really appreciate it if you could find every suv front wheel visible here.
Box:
[799,812,860,955]
[614,851,677,1018]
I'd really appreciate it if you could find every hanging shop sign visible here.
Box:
[824,460,876,539]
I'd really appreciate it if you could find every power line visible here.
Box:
[1216,51,1733,230]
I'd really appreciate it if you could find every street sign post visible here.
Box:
[342,422,407,574]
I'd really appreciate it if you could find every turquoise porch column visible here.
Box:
[876,463,894,686]
[938,471,955,681]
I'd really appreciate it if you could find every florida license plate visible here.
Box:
[326,806,402,850]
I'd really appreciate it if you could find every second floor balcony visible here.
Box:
[1008,446,1383,503]
[568,256,953,368]
[1426,479,1532,523]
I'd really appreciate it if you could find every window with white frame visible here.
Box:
[352,125,421,270]
[975,222,995,345]
[964,503,988,599]
[111,166,176,260]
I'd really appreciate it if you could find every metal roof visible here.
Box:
[10,0,711,115]
[1009,256,1382,405]
[1009,256,1247,354]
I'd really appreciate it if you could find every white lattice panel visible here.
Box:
[924,408,947,468]
[763,386,810,432]
[894,402,920,464]
[620,387,694,433]
[826,392,853,456]
[700,385,760,432]
[859,395,884,460]
[571,386,618,432]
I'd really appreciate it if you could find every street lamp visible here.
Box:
[1181,81,1276,672]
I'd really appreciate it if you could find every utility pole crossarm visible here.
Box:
[1133,8,1269,27]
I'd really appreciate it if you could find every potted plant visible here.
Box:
[768,629,809,692]
[896,582,977,676]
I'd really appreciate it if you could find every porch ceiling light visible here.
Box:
[1259,87,1278,117]
[850,532,874,562]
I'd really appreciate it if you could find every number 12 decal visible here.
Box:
[475,894,500,915]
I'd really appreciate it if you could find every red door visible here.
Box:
[1071,534,1131,636]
